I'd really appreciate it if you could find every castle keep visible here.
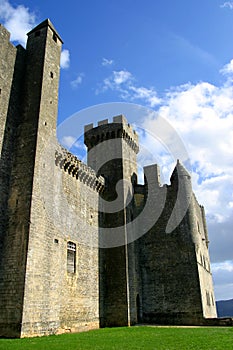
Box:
[0,19,217,338]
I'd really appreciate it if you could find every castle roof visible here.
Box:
[170,159,191,182]
[27,19,63,43]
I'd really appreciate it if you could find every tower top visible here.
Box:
[170,160,191,183]
[27,19,63,43]
[84,115,139,154]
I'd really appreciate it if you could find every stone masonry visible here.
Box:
[0,19,218,338]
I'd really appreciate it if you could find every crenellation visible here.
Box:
[84,123,94,132]
[98,119,108,126]
[84,116,139,154]
[55,147,105,192]
[113,114,127,124]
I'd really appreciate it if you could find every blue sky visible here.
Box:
[0,0,233,301]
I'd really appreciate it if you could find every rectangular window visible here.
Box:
[67,241,76,273]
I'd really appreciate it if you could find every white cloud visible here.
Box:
[129,86,161,107]
[112,70,133,85]
[0,1,70,67]
[102,57,114,66]
[98,70,161,107]
[61,135,86,152]
[60,49,70,69]
[71,73,84,88]
[212,260,233,272]
[143,78,233,218]
[0,0,36,46]
[220,2,233,9]
[61,136,76,148]
[220,59,233,75]
[212,260,233,300]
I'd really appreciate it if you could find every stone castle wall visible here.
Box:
[20,143,102,337]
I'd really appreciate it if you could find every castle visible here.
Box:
[0,19,217,338]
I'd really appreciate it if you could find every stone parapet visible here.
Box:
[55,146,105,192]
[84,115,139,154]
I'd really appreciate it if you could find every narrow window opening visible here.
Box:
[53,33,57,42]
[54,238,59,244]
[117,129,122,138]
[206,291,211,306]
[67,241,76,273]
[50,72,54,79]
[197,221,201,234]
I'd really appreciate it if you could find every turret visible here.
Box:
[170,159,191,188]
[84,115,139,176]
[166,160,194,235]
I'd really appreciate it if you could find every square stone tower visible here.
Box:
[0,19,63,337]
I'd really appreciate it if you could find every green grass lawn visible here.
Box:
[0,326,232,350]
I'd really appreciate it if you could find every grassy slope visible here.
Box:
[0,326,232,350]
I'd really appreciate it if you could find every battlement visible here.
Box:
[55,146,105,192]
[84,115,139,153]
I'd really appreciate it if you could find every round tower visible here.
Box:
[84,115,139,328]
[84,114,139,188]
[167,160,195,237]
